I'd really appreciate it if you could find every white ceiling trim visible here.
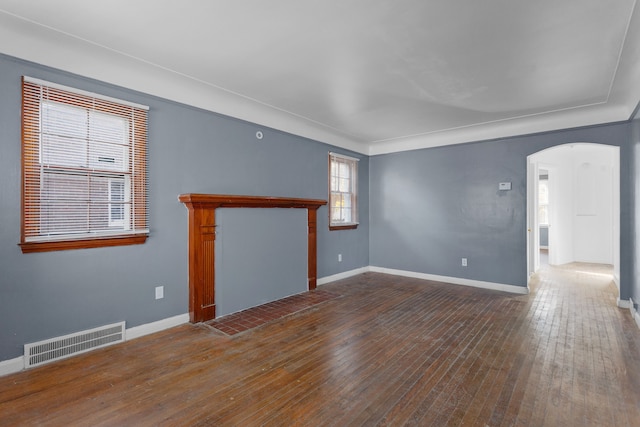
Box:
[369,103,629,155]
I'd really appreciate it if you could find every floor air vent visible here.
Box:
[24,322,125,368]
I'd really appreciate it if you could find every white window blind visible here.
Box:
[21,77,149,246]
[329,152,358,227]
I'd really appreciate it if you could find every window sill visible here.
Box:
[329,224,358,231]
[20,234,148,253]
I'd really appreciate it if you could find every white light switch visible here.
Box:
[155,286,164,300]
[499,182,512,191]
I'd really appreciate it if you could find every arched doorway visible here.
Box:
[526,143,620,293]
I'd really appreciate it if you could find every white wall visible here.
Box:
[552,152,575,265]
[572,150,614,263]
[531,144,616,266]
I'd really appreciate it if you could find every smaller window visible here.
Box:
[329,152,359,230]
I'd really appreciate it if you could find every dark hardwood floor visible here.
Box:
[1,265,639,426]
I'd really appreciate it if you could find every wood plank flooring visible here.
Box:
[1,264,639,426]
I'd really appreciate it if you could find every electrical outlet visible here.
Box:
[338,254,342,262]
[155,286,164,300]
[461,258,468,267]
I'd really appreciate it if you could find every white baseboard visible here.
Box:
[628,298,640,330]
[317,266,370,286]
[125,313,189,341]
[318,265,528,295]
[0,356,24,377]
[617,298,631,309]
[0,313,190,378]
[368,266,529,295]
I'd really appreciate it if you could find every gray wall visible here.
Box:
[215,209,308,316]
[539,226,549,247]
[370,122,633,293]
[0,54,369,362]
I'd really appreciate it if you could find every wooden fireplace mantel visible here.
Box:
[179,193,327,323]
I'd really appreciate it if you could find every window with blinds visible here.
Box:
[329,152,359,230]
[21,77,149,253]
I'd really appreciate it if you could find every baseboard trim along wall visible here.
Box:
[368,266,529,295]
[618,298,631,309]
[318,265,528,295]
[125,313,190,341]
[628,298,640,330]
[0,356,24,377]
[0,313,190,378]
[317,267,370,286]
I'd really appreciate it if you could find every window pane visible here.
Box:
[338,177,350,192]
[330,192,352,223]
[539,206,548,225]
[538,180,549,204]
[88,141,127,172]
[40,171,90,234]
[338,162,349,179]
[331,207,342,222]
[109,179,126,227]
[87,176,121,230]
[42,171,89,203]
[89,111,127,144]
[41,101,87,139]
[538,179,549,225]
[40,200,89,235]
[41,135,88,168]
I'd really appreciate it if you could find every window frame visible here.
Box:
[20,77,149,253]
[328,152,359,230]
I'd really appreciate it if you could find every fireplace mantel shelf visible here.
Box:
[179,193,327,323]
[178,193,327,210]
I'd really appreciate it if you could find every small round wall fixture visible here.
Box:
[256,131,264,140]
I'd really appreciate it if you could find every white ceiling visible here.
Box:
[0,0,639,155]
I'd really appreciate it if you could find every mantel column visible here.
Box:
[183,201,219,323]
[308,209,318,290]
